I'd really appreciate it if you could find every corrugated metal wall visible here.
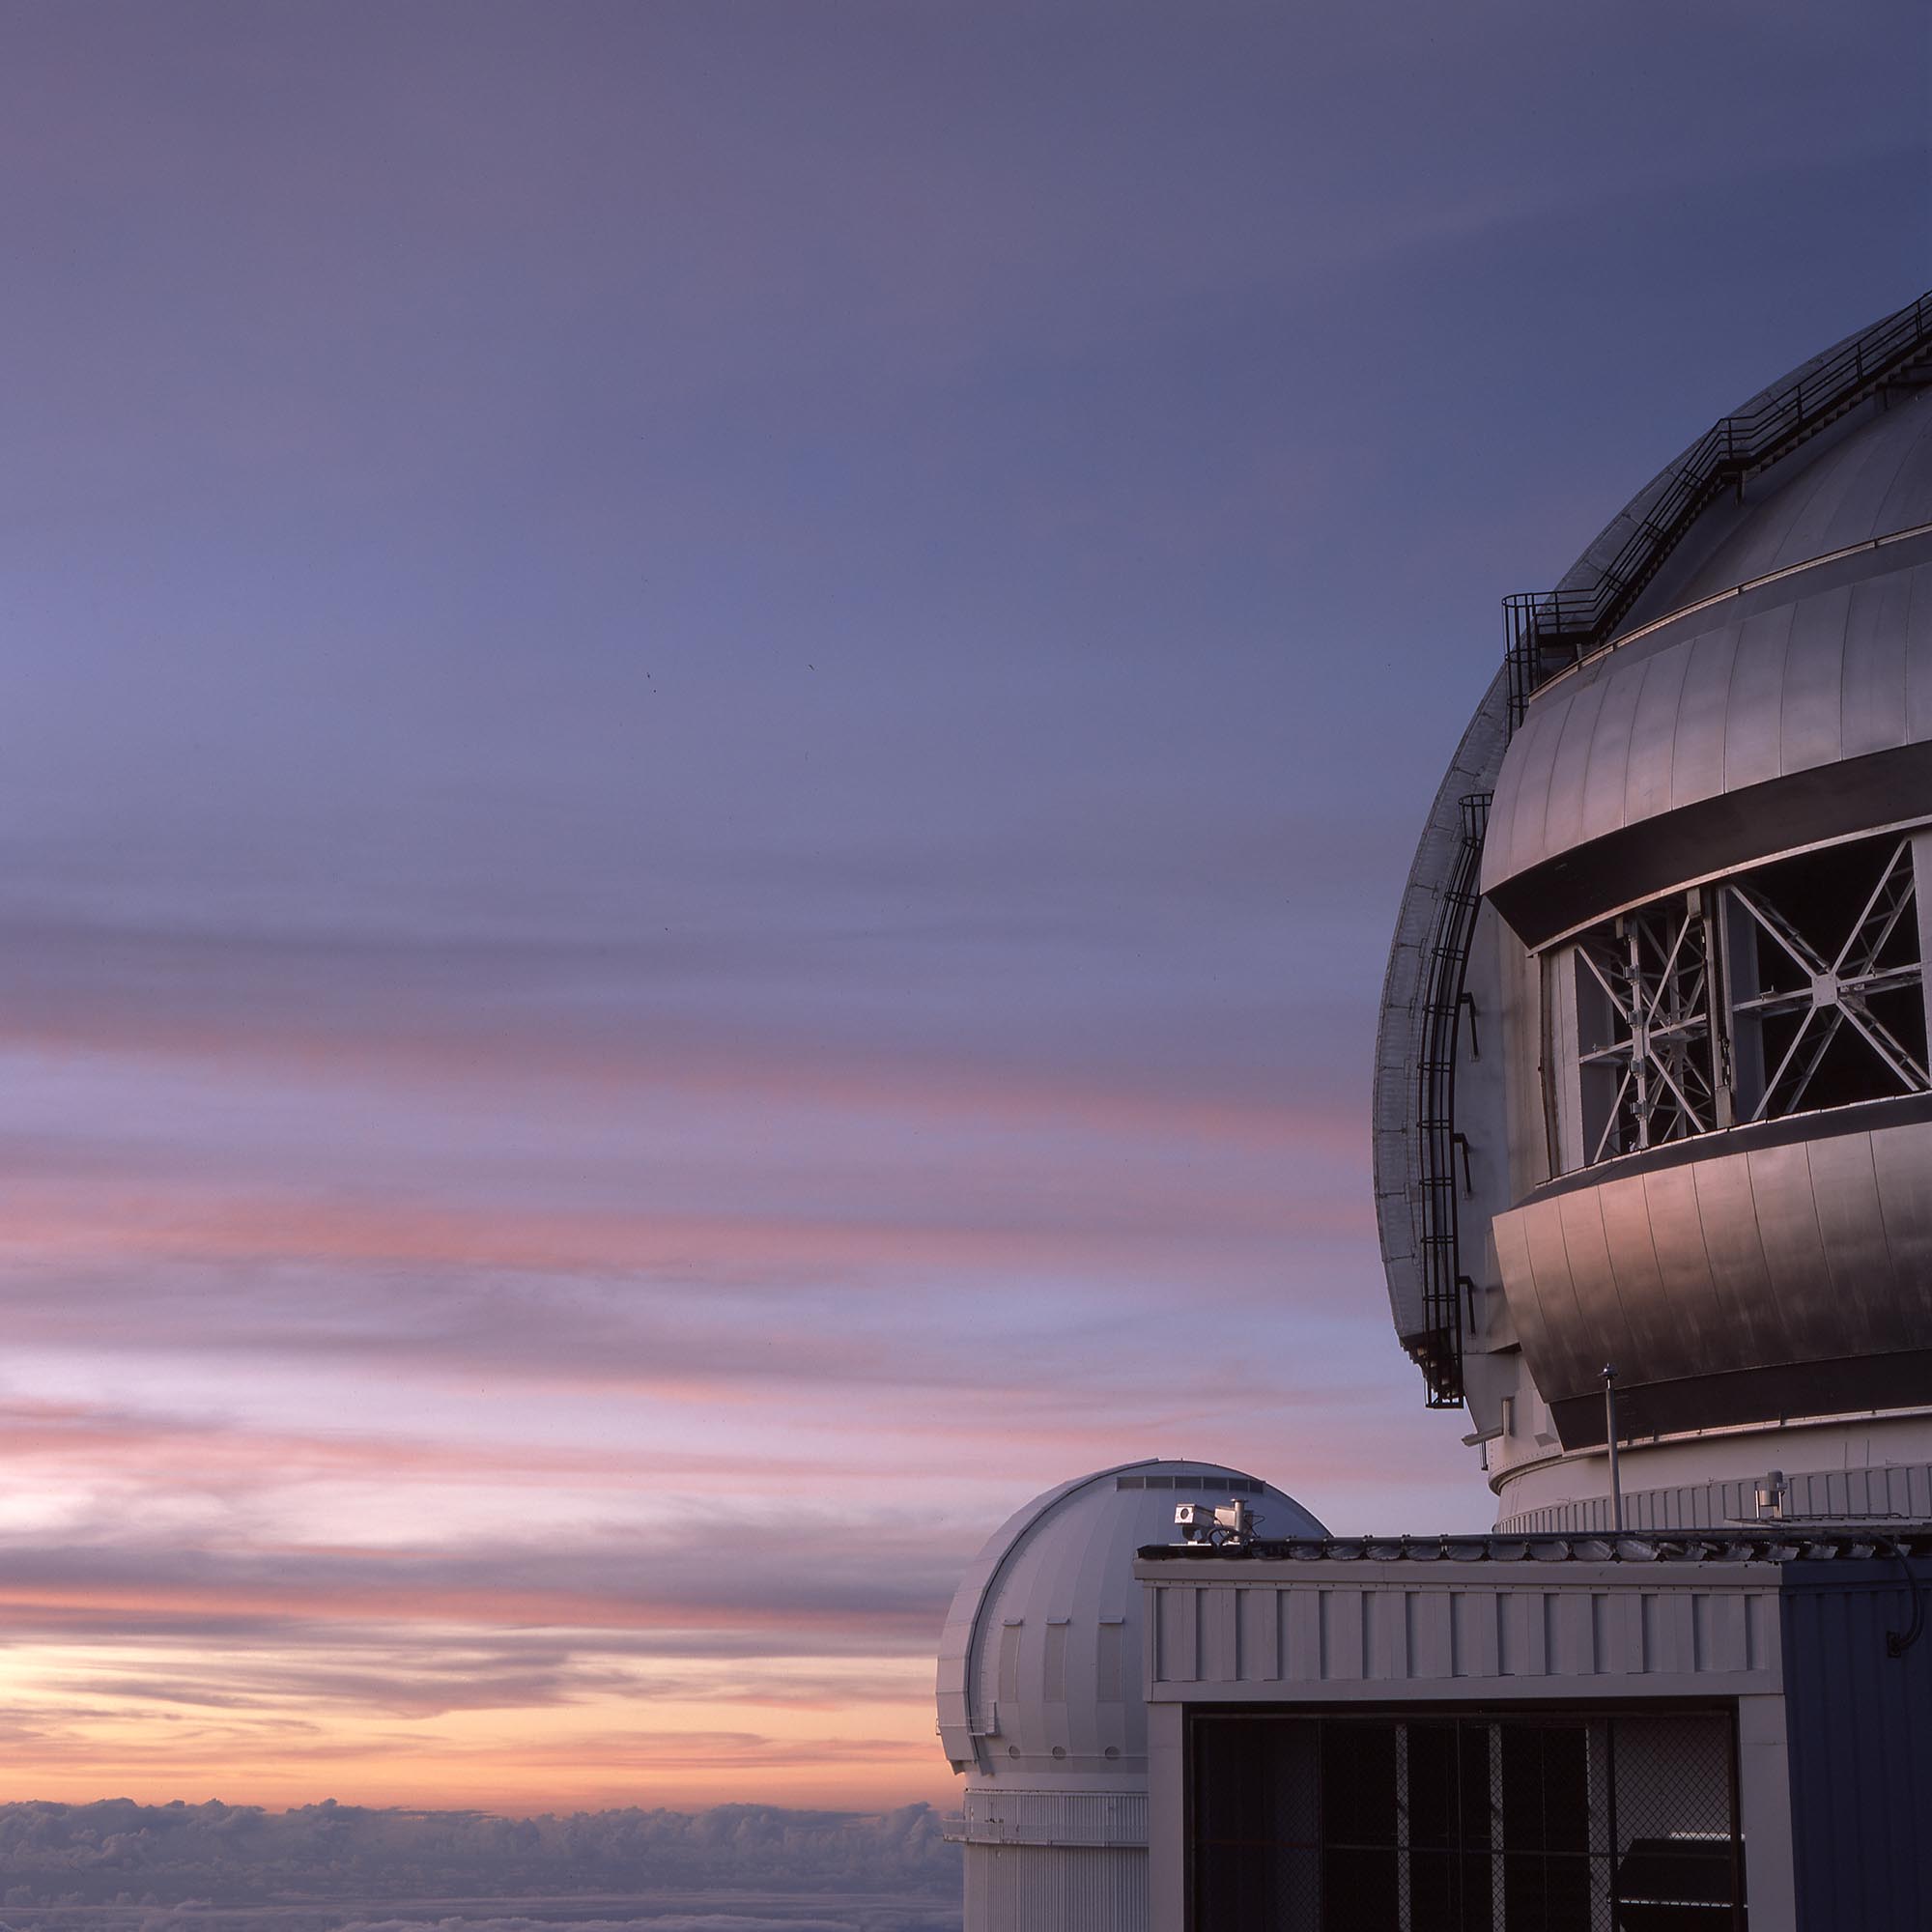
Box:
[1149,1570,1777,1692]
[1498,1459,1932,1535]
[1781,1561,1932,1932]
[964,1843,1148,1932]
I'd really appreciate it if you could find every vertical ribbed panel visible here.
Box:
[1782,1564,1932,1932]
[964,1843,1148,1932]
[1494,1457,1932,1536]
[1147,1571,1777,1690]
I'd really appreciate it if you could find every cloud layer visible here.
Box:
[0,1797,957,1923]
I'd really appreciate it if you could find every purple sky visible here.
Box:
[0,0,1926,1812]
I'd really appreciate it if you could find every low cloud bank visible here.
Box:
[329,1918,920,1931]
[0,1799,959,1910]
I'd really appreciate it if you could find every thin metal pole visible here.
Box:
[1603,1365,1624,1532]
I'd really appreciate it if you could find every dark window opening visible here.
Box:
[1189,1704,1744,1931]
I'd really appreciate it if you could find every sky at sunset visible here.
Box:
[1,0,1927,1826]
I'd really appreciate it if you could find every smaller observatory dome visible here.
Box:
[936,1460,1324,1932]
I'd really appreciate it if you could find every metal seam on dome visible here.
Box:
[1525,513,1932,707]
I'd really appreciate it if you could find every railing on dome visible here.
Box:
[1505,289,1932,726]
[1410,791,1490,1407]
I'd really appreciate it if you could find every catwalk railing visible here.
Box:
[1505,289,1932,725]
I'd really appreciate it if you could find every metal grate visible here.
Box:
[1190,1704,1745,1931]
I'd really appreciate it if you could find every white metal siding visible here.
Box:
[1143,1560,1780,1699]
[964,1842,1148,1932]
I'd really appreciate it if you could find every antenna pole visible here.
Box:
[1603,1364,1624,1533]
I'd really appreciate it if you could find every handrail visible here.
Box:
[1506,291,1932,726]
[1410,791,1490,1406]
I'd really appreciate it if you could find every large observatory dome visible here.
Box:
[1375,289,1932,1533]
[936,1459,1323,1931]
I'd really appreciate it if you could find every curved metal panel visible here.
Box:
[1553,1184,1642,1376]
[1580,646,1644,838]
[1491,737,1932,951]
[1482,390,1932,922]
[1744,1140,1835,1360]
[1490,1209,1549,1369]
[1720,602,1794,795]
[1804,1130,1902,1354]
[1903,560,1932,744]
[1493,1112,1932,1445]
[1625,638,1690,831]
[1839,569,1911,759]
[1593,1170,1674,1369]
[1668,618,1739,810]
[1483,554,1932,932]
[1542,671,1609,861]
[1501,683,1566,887]
[1684,1154,1775,1364]
[1779,584,1852,777]
[1868,1123,1932,1332]
[1634,1166,1716,1355]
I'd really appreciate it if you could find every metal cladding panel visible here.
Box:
[1684,1156,1774,1362]
[963,1842,1148,1932]
[1553,1184,1642,1374]
[1721,602,1795,795]
[1594,1170,1675,1369]
[1142,1561,1782,1696]
[1485,547,1932,912]
[1871,1125,1932,1331]
[1806,1132,1902,1353]
[1502,690,1566,902]
[1669,617,1739,804]
[1780,1562,1932,1932]
[1906,560,1932,744]
[1744,1141,1836,1362]
[1581,651,1646,838]
[1623,639,1689,831]
[1543,672,1609,860]
[1490,1209,1551,1367]
[1481,387,1932,919]
[1498,1459,1932,1533]
[1492,1112,1932,1442]
[1522,1197,1589,1378]
[1781,583,1853,774]
[1841,568,1913,758]
[935,1461,1323,1781]
[1634,1164,1728,1350]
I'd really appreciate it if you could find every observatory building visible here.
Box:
[936,1461,1322,1932]
[943,292,1932,1931]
